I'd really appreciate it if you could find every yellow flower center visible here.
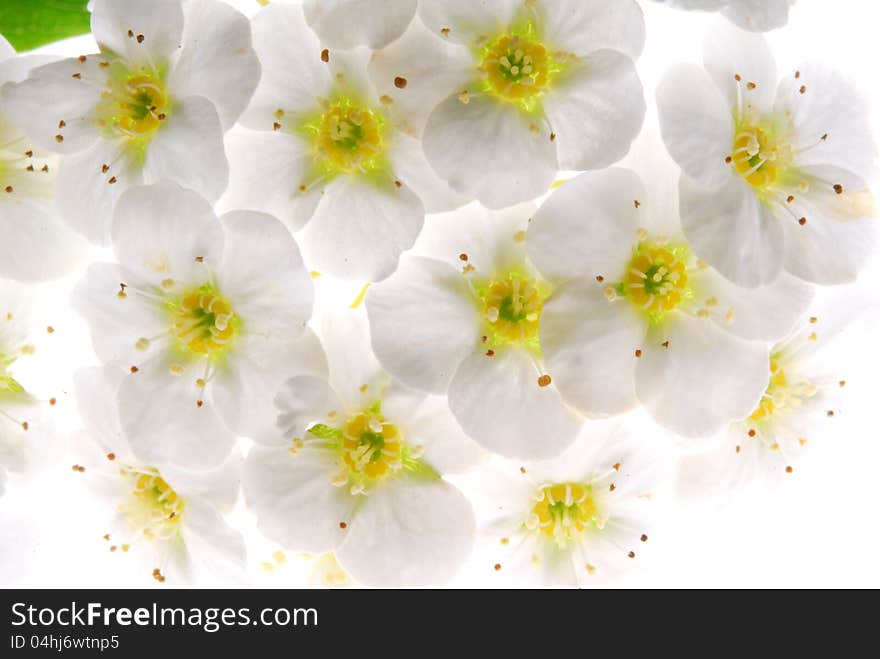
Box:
[169,285,238,359]
[732,124,791,192]
[98,66,170,141]
[341,411,403,480]
[483,33,550,102]
[311,100,385,174]
[120,470,184,541]
[749,355,817,424]
[479,274,545,349]
[527,483,599,549]
[623,242,690,317]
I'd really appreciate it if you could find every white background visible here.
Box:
[1,0,879,588]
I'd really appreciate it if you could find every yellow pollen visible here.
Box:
[479,274,544,347]
[529,483,599,549]
[483,33,550,102]
[731,125,791,191]
[120,470,184,541]
[311,100,385,174]
[170,284,238,358]
[624,243,689,317]
[341,411,403,480]
[749,355,816,424]
[98,68,169,141]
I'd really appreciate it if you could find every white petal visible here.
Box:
[381,383,486,473]
[635,314,769,438]
[72,262,167,365]
[528,168,643,282]
[111,180,224,285]
[168,0,260,129]
[180,498,246,571]
[423,94,557,209]
[657,63,734,190]
[212,329,328,444]
[241,4,331,129]
[117,356,236,469]
[389,131,469,213]
[90,0,184,67]
[274,375,342,446]
[418,0,520,46]
[243,446,354,552]
[543,50,645,171]
[689,268,813,341]
[299,175,424,281]
[539,0,645,59]
[162,451,243,513]
[366,16,473,137]
[679,173,783,287]
[336,476,474,586]
[216,210,314,329]
[703,18,777,112]
[220,127,321,233]
[541,281,643,416]
[722,0,794,32]
[366,256,479,393]
[1,58,104,153]
[0,34,12,61]
[0,198,86,282]
[448,347,581,459]
[142,95,229,204]
[55,137,141,245]
[304,0,417,49]
[775,62,877,178]
[73,366,128,455]
[318,310,383,408]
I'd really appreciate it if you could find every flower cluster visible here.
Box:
[0,0,875,587]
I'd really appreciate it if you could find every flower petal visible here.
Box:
[721,0,794,32]
[528,168,643,282]
[241,3,331,129]
[274,375,342,448]
[117,355,236,469]
[73,366,129,455]
[418,0,520,46]
[299,174,424,281]
[423,94,557,209]
[689,268,813,341]
[90,0,184,67]
[180,498,246,571]
[142,95,229,204]
[389,131,469,213]
[336,476,474,586]
[635,314,769,437]
[367,256,480,393]
[243,446,354,552]
[657,63,734,190]
[541,281,643,416]
[543,50,645,171]
[679,173,784,287]
[111,180,224,285]
[703,18,777,112]
[539,0,645,59]
[304,0,417,49]
[168,0,260,129]
[0,198,86,282]
[448,347,581,459]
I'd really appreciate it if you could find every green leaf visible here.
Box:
[0,0,91,53]
[307,423,344,440]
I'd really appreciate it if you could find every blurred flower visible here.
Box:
[654,0,796,33]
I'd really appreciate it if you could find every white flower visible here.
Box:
[73,180,325,469]
[303,0,417,49]
[1,0,260,245]
[526,154,814,438]
[243,311,482,587]
[368,0,646,208]
[73,365,246,584]
[653,0,796,32]
[0,279,58,496]
[657,20,878,287]
[678,307,853,495]
[223,3,463,281]
[0,38,86,281]
[459,417,673,587]
[366,202,582,459]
